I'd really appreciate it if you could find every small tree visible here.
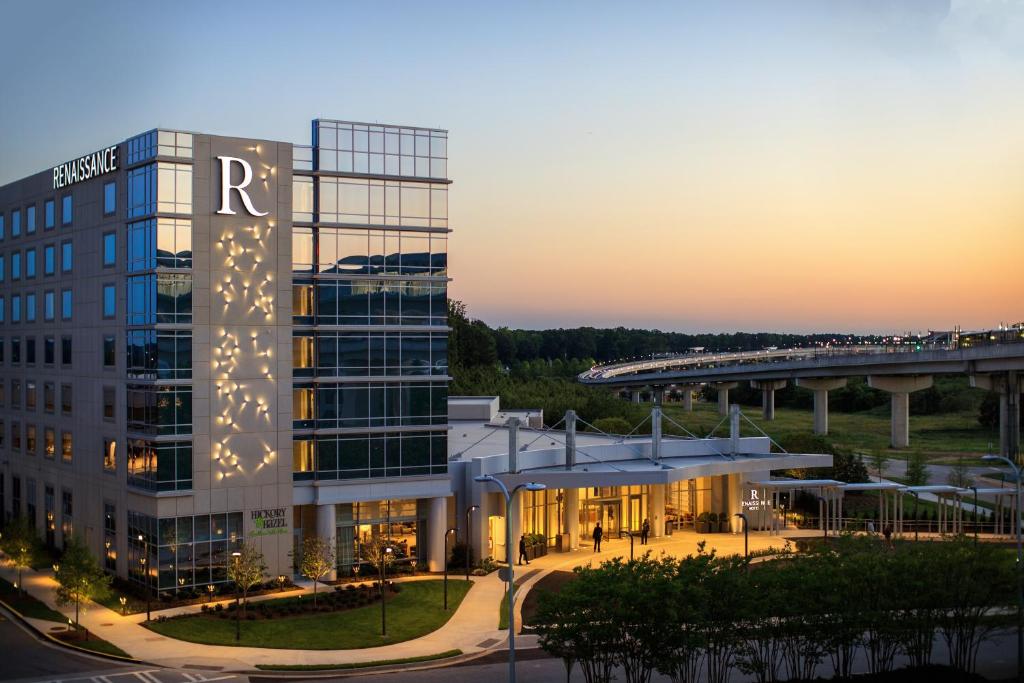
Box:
[54,537,111,631]
[946,457,974,489]
[298,536,335,606]
[227,542,266,615]
[1,517,39,595]
[867,449,887,483]
[905,450,929,486]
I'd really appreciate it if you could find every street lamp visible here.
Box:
[465,504,479,583]
[474,474,546,683]
[138,534,151,622]
[734,513,749,559]
[119,596,127,616]
[379,544,394,636]
[231,551,242,642]
[982,453,1022,682]
[444,527,457,610]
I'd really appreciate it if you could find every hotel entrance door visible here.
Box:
[583,500,621,539]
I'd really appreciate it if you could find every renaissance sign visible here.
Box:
[52,145,119,190]
[741,488,768,510]
[250,507,288,536]
[216,155,268,217]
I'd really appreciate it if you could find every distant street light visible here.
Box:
[734,513,749,559]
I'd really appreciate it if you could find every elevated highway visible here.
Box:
[579,343,1024,457]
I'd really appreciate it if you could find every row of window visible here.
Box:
[0,241,73,282]
[126,130,193,165]
[292,432,447,480]
[292,333,447,377]
[0,335,74,365]
[312,120,448,179]
[0,195,74,239]
[0,378,73,413]
[293,280,447,327]
[293,177,447,227]
[292,382,447,430]
[0,290,73,323]
[0,419,74,461]
[292,227,447,275]
[8,477,73,549]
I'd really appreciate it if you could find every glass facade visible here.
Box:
[128,510,242,592]
[127,439,193,491]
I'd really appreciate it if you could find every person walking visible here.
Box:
[641,518,650,545]
[518,534,530,565]
[592,522,603,552]
[882,524,893,548]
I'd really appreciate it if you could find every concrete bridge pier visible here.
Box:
[632,390,642,404]
[680,385,696,412]
[795,377,848,435]
[750,379,786,420]
[970,372,1021,461]
[716,382,738,416]
[867,375,934,448]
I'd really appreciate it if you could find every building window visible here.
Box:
[103,386,116,421]
[315,120,447,179]
[292,228,314,272]
[0,296,5,323]
[103,232,117,266]
[44,245,54,275]
[26,205,35,234]
[293,334,314,377]
[44,485,54,545]
[61,489,73,542]
[43,291,54,321]
[11,295,20,323]
[44,199,54,229]
[126,330,191,379]
[0,380,5,407]
[316,177,447,226]
[62,195,73,226]
[44,427,55,458]
[0,213,5,240]
[128,510,241,593]
[61,383,72,414]
[43,382,54,412]
[127,440,193,492]
[0,254,5,281]
[10,379,20,407]
[103,502,116,571]
[25,381,36,410]
[61,289,72,320]
[12,209,20,237]
[126,273,192,324]
[61,432,72,463]
[104,439,117,473]
[44,335,54,364]
[127,218,193,271]
[12,252,20,280]
[61,336,72,366]
[293,439,314,480]
[312,228,447,276]
[11,338,19,365]
[25,294,35,323]
[293,176,314,222]
[25,336,35,364]
[25,248,35,278]
[127,163,192,217]
[104,182,117,216]
[102,284,116,318]
[126,130,193,165]
[26,424,36,455]
[127,385,192,436]
[61,241,72,272]
[103,335,116,367]
[11,421,20,451]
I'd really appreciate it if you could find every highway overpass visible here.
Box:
[579,343,1024,457]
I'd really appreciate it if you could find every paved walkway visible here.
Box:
[0,529,814,672]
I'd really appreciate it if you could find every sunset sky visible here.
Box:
[1,0,1021,334]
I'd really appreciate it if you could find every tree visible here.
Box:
[867,449,887,482]
[54,537,111,631]
[591,417,633,435]
[946,457,974,489]
[227,542,266,615]
[905,450,929,486]
[298,536,335,606]
[1,517,39,595]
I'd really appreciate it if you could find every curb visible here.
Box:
[245,649,482,679]
[0,596,143,664]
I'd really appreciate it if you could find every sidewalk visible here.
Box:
[0,529,808,672]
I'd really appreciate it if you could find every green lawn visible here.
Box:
[55,629,132,658]
[660,402,997,458]
[0,576,67,622]
[145,580,472,649]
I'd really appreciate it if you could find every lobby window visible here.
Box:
[12,209,20,237]
[103,335,116,367]
[25,381,36,411]
[43,291,54,321]
[127,385,192,436]
[62,195,73,226]
[61,336,72,366]
[12,251,20,280]
[103,440,117,474]
[102,284,116,318]
[25,248,35,278]
[26,205,35,234]
[127,218,192,270]
[293,176,313,222]
[103,182,117,216]
[44,382,54,413]
[61,241,72,272]
[126,329,191,380]
[43,245,54,275]
[44,335,54,364]
[126,273,192,324]
[44,199,54,229]
[103,386,115,421]
[44,428,55,459]
[25,293,35,323]
[61,432,73,463]
[61,383,72,414]
[61,289,72,320]
[103,232,116,266]
[127,439,193,491]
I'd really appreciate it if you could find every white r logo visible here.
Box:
[750,489,759,501]
[217,156,268,217]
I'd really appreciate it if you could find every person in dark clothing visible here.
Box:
[882,525,893,547]
[641,518,651,545]
[518,534,530,565]
[592,522,603,552]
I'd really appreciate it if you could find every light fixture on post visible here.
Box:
[474,474,546,683]
[465,504,479,583]
[231,551,242,642]
[443,527,457,610]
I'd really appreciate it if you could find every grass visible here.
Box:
[254,649,462,671]
[145,579,472,649]
[660,402,998,459]
[53,628,132,658]
[0,576,67,622]
[498,575,532,631]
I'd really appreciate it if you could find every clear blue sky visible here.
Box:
[1,1,1021,333]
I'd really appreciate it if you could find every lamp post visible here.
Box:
[119,596,127,616]
[465,504,479,583]
[444,527,457,610]
[982,453,1022,682]
[138,534,151,622]
[231,551,242,642]
[734,513,749,559]
[380,544,394,636]
[18,547,26,596]
[474,474,546,683]
[622,530,635,561]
